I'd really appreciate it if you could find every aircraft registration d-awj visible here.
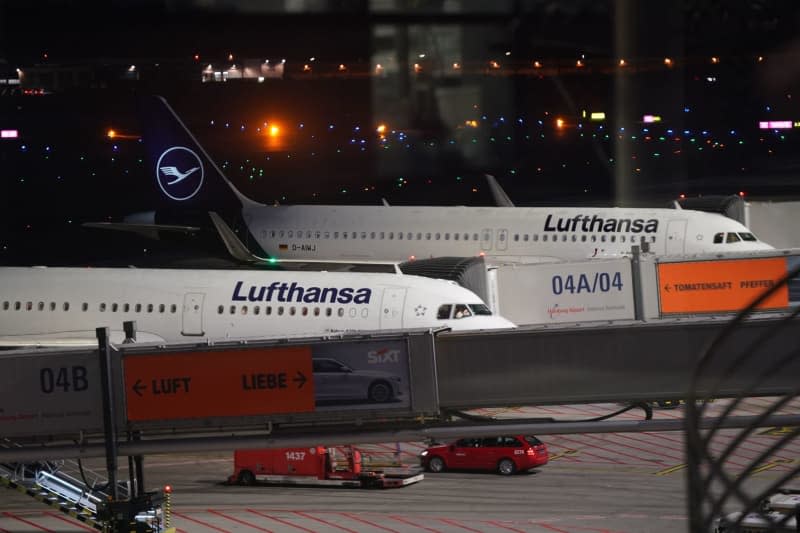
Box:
[0,267,514,349]
[87,96,774,265]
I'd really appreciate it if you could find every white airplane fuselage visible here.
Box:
[0,267,514,348]
[242,204,774,263]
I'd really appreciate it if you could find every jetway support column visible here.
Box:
[96,327,119,500]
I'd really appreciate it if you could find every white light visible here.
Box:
[1,129,19,139]
[418,53,426,58]
[310,57,315,61]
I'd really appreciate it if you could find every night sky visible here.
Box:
[2,1,800,266]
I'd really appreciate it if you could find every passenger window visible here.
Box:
[523,234,529,241]
[361,308,368,318]
[147,304,154,313]
[351,231,356,239]
[289,306,296,316]
[610,235,615,242]
[591,235,597,242]
[37,301,44,311]
[543,235,548,242]
[426,233,431,240]
[380,232,385,239]
[444,233,450,240]
[159,304,166,313]
[124,303,130,312]
[302,307,308,316]
[82,303,88,312]
[112,303,118,312]
[315,231,321,239]
[361,232,367,239]
[407,232,413,240]
[230,305,236,314]
[437,304,452,319]
[326,307,332,316]
[288,230,293,238]
[417,233,422,240]
[241,306,248,315]
[49,302,56,311]
[279,230,285,238]
[533,234,539,242]
[254,305,260,315]
[398,232,403,240]
[324,231,330,239]
[135,303,142,313]
[572,235,577,242]
[26,301,32,311]
[218,305,224,314]
[266,306,272,315]
[435,233,441,240]
[334,231,339,239]
[63,302,70,311]
[170,304,177,313]
[455,233,460,241]
[472,233,479,241]
[337,307,345,317]
[601,235,606,242]
[278,306,285,316]
[2,301,7,310]
[389,232,394,239]
[313,307,320,316]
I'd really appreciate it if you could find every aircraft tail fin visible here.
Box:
[140,95,262,212]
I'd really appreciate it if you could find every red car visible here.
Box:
[420,435,549,475]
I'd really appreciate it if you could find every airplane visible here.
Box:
[0,266,515,349]
[87,95,774,265]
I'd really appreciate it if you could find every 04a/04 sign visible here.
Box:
[0,351,103,438]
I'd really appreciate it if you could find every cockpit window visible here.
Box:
[453,304,472,318]
[738,232,757,242]
[726,232,741,243]
[437,304,452,319]
[468,304,493,316]
[713,232,724,244]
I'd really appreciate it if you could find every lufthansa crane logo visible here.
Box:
[156,146,204,201]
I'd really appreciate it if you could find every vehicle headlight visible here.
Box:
[420,450,429,457]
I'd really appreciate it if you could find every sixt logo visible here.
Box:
[156,146,204,201]
[232,281,372,304]
[367,348,401,364]
[544,214,658,233]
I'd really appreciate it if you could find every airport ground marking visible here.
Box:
[653,463,687,476]
[752,457,795,474]
[548,449,579,461]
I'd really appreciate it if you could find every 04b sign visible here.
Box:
[657,257,789,314]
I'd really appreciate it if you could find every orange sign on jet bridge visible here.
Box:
[658,257,789,314]
[124,346,314,422]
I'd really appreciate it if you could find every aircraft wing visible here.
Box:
[207,212,402,273]
[83,221,202,240]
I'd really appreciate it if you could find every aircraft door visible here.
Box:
[481,228,493,251]
[182,292,205,336]
[380,288,406,329]
[496,229,508,251]
[666,219,687,255]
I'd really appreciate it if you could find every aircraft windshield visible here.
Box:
[468,304,492,316]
